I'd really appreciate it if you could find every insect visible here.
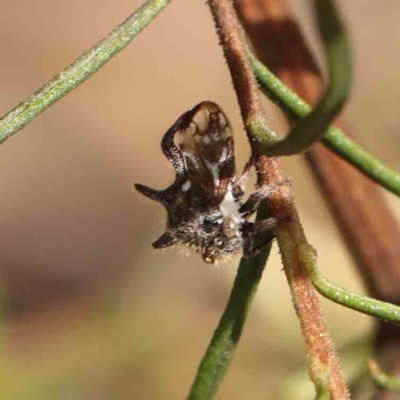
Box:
[135,101,278,264]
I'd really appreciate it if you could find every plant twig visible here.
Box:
[257,0,352,156]
[306,254,400,324]
[188,1,349,399]
[0,0,171,143]
[368,359,400,392]
[250,56,400,198]
[235,1,400,398]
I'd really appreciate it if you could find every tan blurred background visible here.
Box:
[0,0,399,399]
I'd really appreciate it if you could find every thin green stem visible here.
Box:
[367,359,400,392]
[303,244,400,324]
[187,206,272,400]
[0,0,171,143]
[256,0,351,156]
[251,55,400,197]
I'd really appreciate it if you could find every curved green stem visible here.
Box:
[254,0,352,156]
[187,206,272,400]
[0,0,171,143]
[303,244,400,324]
[251,55,400,197]
[367,359,400,392]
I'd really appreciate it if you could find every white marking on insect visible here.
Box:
[181,181,191,191]
[220,146,228,161]
[202,135,211,145]
[183,151,199,167]
[219,188,243,225]
[205,160,220,186]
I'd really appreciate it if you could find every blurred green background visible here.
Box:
[0,0,399,398]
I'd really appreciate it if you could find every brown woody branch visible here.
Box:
[234,1,400,399]
[208,0,349,398]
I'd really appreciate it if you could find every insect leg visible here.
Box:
[239,187,269,217]
[242,219,277,257]
[232,155,254,197]
[240,179,291,217]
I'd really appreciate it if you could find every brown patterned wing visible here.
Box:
[177,102,236,206]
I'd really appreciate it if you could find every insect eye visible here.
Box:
[222,216,238,238]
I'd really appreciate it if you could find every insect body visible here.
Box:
[135,101,277,264]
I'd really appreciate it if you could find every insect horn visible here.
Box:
[152,231,175,248]
[134,183,166,204]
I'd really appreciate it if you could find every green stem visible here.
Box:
[367,359,400,392]
[256,0,352,156]
[187,206,272,400]
[0,0,171,143]
[251,55,400,197]
[304,244,400,324]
